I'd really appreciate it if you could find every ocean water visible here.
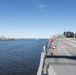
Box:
[0,39,48,75]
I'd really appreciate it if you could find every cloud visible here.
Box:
[33,0,47,10]
[33,0,39,3]
[37,4,47,9]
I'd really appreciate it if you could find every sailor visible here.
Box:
[49,37,55,56]
[50,37,53,43]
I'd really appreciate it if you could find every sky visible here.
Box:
[0,0,76,38]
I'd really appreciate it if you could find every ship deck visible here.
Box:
[44,36,76,75]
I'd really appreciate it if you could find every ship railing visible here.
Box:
[37,46,46,75]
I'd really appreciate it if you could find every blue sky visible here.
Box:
[0,0,76,38]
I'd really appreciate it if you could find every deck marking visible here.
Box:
[62,42,76,52]
[62,42,72,56]
[64,38,76,43]
[65,41,76,48]
[62,48,71,56]
[57,42,62,53]
[57,46,61,53]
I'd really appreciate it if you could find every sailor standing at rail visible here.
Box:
[50,36,55,56]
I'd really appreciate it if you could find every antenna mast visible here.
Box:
[64,22,66,32]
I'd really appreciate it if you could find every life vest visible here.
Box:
[50,38,53,43]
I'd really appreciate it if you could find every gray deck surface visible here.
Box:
[45,37,76,75]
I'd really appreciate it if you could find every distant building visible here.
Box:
[0,36,6,39]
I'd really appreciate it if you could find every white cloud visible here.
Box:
[33,0,39,4]
[38,4,47,9]
[33,0,47,10]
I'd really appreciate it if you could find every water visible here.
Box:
[0,39,48,75]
